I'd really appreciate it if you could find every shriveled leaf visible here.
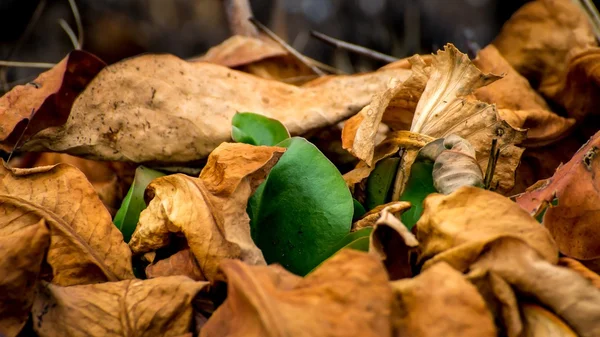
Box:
[11,54,411,165]
[410,44,525,193]
[0,163,134,285]
[390,262,496,337]
[416,186,558,272]
[129,143,284,281]
[200,249,392,337]
[492,0,596,100]
[521,303,578,337]
[114,166,165,243]
[196,35,286,68]
[558,258,600,289]
[0,50,105,150]
[145,248,204,281]
[352,201,411,231]
[231,112,290,146]
[0,220,49,337]
[516,130,600,271]
[249,137,353,275]
[32,276,209,337]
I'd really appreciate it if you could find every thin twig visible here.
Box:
[59,19,80,49]
[310,31,399,64]
[484,138,498,189]
[6,110,34,164]
[573,0,600,42]
[0,61,55,69]
[66,0,84,49]
[249,17,325,76]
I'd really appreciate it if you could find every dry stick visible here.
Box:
[0,61,55,69]
[310,31,399,64]
[66,0,84,49]
[574,0,600,42]
[484,138,499,189]
[224,0,259,37]
[6,109,34,165]
[249,17,325,76]
[59,19,80,50]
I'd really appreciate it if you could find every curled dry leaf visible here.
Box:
[416,186,558,272]
[9,54,411,165]
[473,44,575,147]
[200,249,392,337]
[492,0,596,99]
[129,143,284,281]
[0,50,105,150]
[195,35,286,68]
[0,163,134,285]
[516,130,600,271]
[558,257,600,289]
[341,56,429,165]
[352,201,411,231]
[470,239,600,337]
[370,206,419,280]
[32,276,209,337]
[0,220,49,337]
[390,262,496,337]
[521,303,578,337]
[146,248,205,281]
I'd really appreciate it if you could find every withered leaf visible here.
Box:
[196,35,286,68]
[129,143,284,281]
[32,276,209,337]
[390,262,496,337]
[11,54,411,165]
[352,201,411,231]
[201,249,392,337]
[0,163,134,285]
[416,186,558,272]
[558,257,600,289]
[521,303,578,337]
[0,220,49,337]
[0,50,105,149]
[146,248,204,281]
[516,130,600,271]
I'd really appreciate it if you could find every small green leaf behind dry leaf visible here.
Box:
[200,249,392,337]
[129,143,285,281]
[0,163,134,286]
[231,112,290,146]
[32,276,209,337]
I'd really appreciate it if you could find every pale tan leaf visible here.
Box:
[32,276,209,337]
[129,143,284,281]
[352,201,411,231]
[521,303,578,337]
[146,248,205,281]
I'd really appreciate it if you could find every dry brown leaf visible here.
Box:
[516,130,600,271]
[146,248,205,281]
[0,220,49,337]
[492,0,596,99]
[470,239,600,337]
[200,249,392,337]
[195,35,286,68]
[390,262,496,337]
[9,54,411,165]
[0,51,105,150]
[370,206,418,280]
[341,56,429,165]
[352,201,411,231]
[521,303,578,337]
[129,143,284,281]
[0,163,134,285]
[416,186,558,272]
[32,276,209,337]
[558,257,600,289]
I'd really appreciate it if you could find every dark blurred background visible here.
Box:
[0,0,571,94]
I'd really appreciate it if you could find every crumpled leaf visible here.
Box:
[521,303,578,337]
[0,50,105,150]
[352,201,411,231]
[8,54,411,165]
[342,56,429,165]
[410,44,525,193]
[473,44,575,147]
[0,220,49,337]
[492,0,596,100]
[0,163,134,285]
[390,262,496,337]
[516,130,600,271]
[200,249,392,337]
[145,248,204,281]
[32,276,209,337]
[416,186,558,272]
[129,143,284,281]
[558,257,600,289]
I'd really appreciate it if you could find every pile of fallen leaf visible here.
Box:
[2,0,600,336]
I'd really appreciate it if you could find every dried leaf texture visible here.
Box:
[14,54,411,165]
[201,249,392,337]
[146,248,204,281]
[0,163,134,285]
[196,35,286,68]
[32,276,208,337]
[129,143,284,281]
[0,221,49,337]
[521,304,578,337]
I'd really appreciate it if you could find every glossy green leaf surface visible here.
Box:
[399,159,436,230]
[365,157,401,210]
[231,112,290,146]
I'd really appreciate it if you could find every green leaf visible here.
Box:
[306,227,373,275]
[231,112,290,146]
[399,159,437,230]
[352,198,366,221]
[365,157,401,210]
[249,137,354,275]
[114,166,165,242]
